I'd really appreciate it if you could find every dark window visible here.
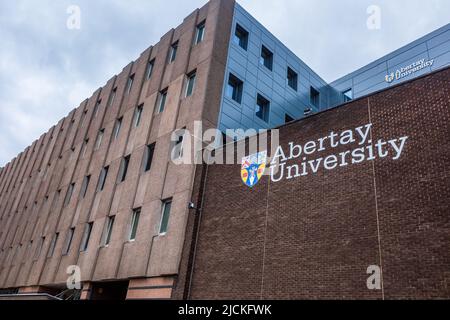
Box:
[195,21,206,44]
[159,199,172,235]
[82,139,89,157]
[145,60,155,80]
[129,208,141,241]
[97,166,109,192]
[113,117,123,140]
[80,175,90,198]
[118,155,130,183]
[169,41,178,63]
[80,222,93,252]
[172,130,185,160]
[108,88,117,108]
[143,143,155,172]
[134,104,143,127]
[256,94,270,122]
[310,86,320,107]
[62,228,75,255]
[158,88,168,113]
[287,67,298,91]
[343,88,353,102]
[126,74,135,94]
[285,114,295,123]
[233,24,249,50]
[185,71,196,97]
[260,45,273,71]
[227,73,243,104]
[103,216,115,246]
[64,183,75,207]
[47,233,59,257]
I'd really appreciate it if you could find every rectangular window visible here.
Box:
[172,130,185,160]
[103,216,115,246]
[256,94,270,122]
[108,88,117,108]
[97,166,109,192]
[80,222,93,252]
[118,155,130,183]
[285,114,295,123]
[64,183,75,207]
[134,104,143,127]
[169,41,178,63]
[145,59,155,80]
[62,228,75,255]
[47,233,59,258]
[343,88,353,102]
[159,199,172,235]
[126,74,135,94]
[233,24,249,50]
[227,73,243,104]
[143,143,155,172]
[82,139,89,157]
[185,71,196,97]
[80,175,90,198]
[34,236,45,260]
[287,67,298,91]
[113,117,123,140]
[129,208,141,241]
[95,129,104,150]
[260,45,273,71]
[158,88,168,113]
[93,100,101,118]
[310,86,320,107]
[195,21,206,44]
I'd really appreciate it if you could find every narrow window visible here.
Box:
[169,41,178,63]
[285,114,295,123]
[185,71,197,97]
[129,208,141,241]
[134,104,144,127]
[62,227,75,255]
[93,99,101,118]
[80,175,90,198]
[47,233,59,257]
[260,45,273,71]
[81,109,88,127]
[103,216,115,246]
[82,139,89,157]
[113,117,123,140]
[159,199,172,235]
[95,129,104,150]
[108,88,117,108]
[256,94,270,122]
[145,59,155,80]
[227,73,243,104]
[97,166,109,192]
[310,86,320,107]
[143,143,155,172]
[118,155,130,183]
[233,24,249,50]
[343,88,353,102]
[195,21,206,44]
[287,67,298,91]
[34,236,45,260]
[158,88,168,113]
[64,183,75,207]
[80,222,93,252]
[126,74,135,94]
[172,130,185,160]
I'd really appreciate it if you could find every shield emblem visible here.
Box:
[241,151,267,188]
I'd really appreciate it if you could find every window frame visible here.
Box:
[195,20,206,44]
[185,71,197,97]
[256,94,270,123]
[287,67,298,91]
[234,24,249,50]
[260,45,273,71]
[159,199,172,235]
[227,73,243,104]
[128,208,141,241]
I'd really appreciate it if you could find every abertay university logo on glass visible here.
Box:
[241,151,267,188]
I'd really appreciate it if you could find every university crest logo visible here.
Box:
[241,151,267,188]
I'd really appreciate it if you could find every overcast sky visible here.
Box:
[0,0,449,167]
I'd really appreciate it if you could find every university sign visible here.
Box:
[385,58,434,83]
[241,123,409,187]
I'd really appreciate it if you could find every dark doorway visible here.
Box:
[90,281,129,300]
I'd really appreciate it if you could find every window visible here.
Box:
[185,71,196,97]
[195,21,206,44]
[233,24,248,50]
[64,183,75,207]
[82,139,89,157]
[285,114,295,123]
[93,100,101,117]
[108,88,117,108]
[159,199,172,235]
[80,222,93,252]
[158,88,168,113]
[95,129,104,150]
[118,155,130,183]
[129,208,141,241]
[287,67,298,91]
[113,117,123,140]
[143,143,155,172]
[169,41,178,63]
[227,73,243,104]
[256,94,270,122]
[97,166,109,192]
[48,233,59,257]
[260,45,273,71]
[310,86,320,107]
[172,130,185,160]
[34,237,45,260]
[80,175,90,198]
[134,104,143,127]
[103,216,115,246]
[145,60,155,80]
[343,88,353,102]
[126,74,135,94]
[81,109,88,127]
[62,228,75,255]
